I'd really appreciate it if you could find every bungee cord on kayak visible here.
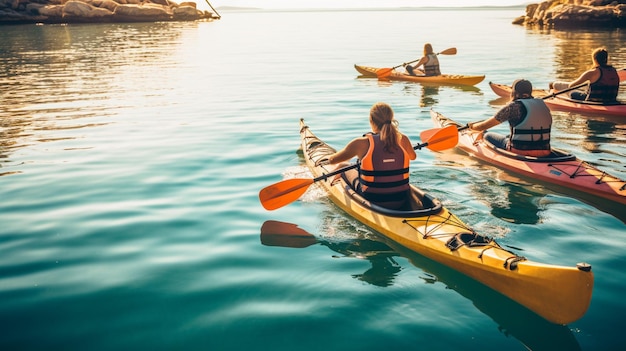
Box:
[401,211,526,269]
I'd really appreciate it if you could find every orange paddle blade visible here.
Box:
[376,67,393,79]
[438,47,457,55]
[422,125,459,151]
[419,128,439,142]
[259,178,314,211]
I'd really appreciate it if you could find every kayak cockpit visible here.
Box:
[340,168,443,218]
[482,139,577,163]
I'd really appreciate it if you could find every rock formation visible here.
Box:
[0,0,217,24]
[514,0,626,28]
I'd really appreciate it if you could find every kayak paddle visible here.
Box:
[259,125,459,211]
[429,81,593,138]
[541,81,589,100]
[376,47,457,80]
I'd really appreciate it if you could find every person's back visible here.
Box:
[406,43,441,77]
[587,65,619,102]
[469,79,552,158]
[508,98,552,157]
[327,102,416,210]
[551,48,620,103]
[423,53,441,76]
[358,133,410,209]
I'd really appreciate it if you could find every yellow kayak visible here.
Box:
[298,118,593,325]
[354,64,485,86]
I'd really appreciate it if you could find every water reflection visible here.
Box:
[550,28,625,85]
[419,84,439,107]
[0,23,190,170]
[472,181,545,225]
[260,219,400,287]
[260,219,582,351]
[355,71,484,114]
[554,113,626,150]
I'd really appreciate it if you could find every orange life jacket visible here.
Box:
[359,133,410,204]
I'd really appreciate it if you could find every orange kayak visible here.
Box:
[489,81,626,117]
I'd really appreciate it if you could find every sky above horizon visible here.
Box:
[205,0,528,9]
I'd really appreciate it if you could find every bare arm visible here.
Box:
[327,137,368,164]
[569,69,597,87]
[413,56,428,69]
[400,134,417,160]
[468,116,501,132]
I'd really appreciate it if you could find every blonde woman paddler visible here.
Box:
[405,43,441,77]
[327,102,417,210]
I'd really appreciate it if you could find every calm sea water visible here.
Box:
[1,8,625,351]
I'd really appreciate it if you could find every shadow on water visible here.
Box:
[260,220,400,287]
[470,179,545,225]
[487,164,625,224]
[260,220,582,351]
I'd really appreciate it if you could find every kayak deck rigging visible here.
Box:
[403,214,527,270]
[480,137,626,189]
[548,161,624,188]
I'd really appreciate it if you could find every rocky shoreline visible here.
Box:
[1,0,624,26]
[514,0,625,28]
[0,0,217,24]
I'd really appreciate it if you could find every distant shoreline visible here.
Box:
[216,5,527,12]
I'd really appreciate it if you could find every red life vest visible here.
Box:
[358,133,410,204]
[587,66,620,102]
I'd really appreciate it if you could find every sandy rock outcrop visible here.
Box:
[514,0,626,28]
[63,0,113,18]
[113,3,171,21]
[0,0,216,24]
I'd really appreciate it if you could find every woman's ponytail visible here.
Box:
[370,102,400,152]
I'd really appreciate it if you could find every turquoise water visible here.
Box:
[1,8,625,351]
